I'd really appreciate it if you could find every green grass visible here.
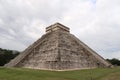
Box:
[0,67,120,80]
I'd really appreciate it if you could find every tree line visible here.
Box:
[0,48,19,66]
[106,58,120,66]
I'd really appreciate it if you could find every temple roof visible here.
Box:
[46,22,70,33]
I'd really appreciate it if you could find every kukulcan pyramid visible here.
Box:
[5,23,111,71]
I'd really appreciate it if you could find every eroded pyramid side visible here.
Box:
[4,23,112,70]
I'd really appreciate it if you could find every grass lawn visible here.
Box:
[0,67,120,80]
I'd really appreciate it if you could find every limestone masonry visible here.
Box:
[4,23,112,71]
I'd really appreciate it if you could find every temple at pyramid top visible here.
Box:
[46,23,70,33]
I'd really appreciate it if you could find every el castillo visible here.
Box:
[4,23,112,71]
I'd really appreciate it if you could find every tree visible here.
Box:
[106,58,120,66]
[0,48,19,66]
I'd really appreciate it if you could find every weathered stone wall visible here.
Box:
[11,30,110,70]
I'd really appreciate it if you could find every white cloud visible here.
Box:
[0,0,120,59]
[78,0,120,59]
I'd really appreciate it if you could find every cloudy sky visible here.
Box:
[0,0,120,59]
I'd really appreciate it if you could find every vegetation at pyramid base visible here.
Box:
[0,67,120,80]
[0,48,20,66]
[106,58,120,66]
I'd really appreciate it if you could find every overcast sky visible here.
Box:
[0,0,120,59]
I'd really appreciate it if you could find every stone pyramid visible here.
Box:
[5,23,111,70]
